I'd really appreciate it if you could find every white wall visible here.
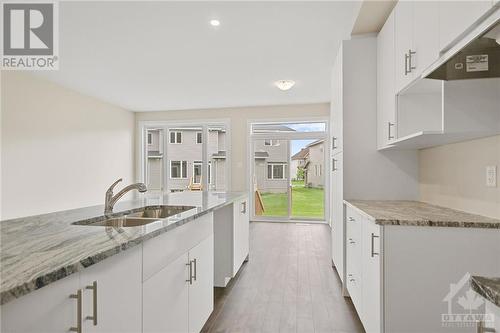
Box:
[419,135,500,219]
[135,103,329,192]
[1,72,135,219]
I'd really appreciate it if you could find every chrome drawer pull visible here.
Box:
[69,289,82,333]
[186,261,193,284]
[86,281,98,326]
[192,258,197,281]
[371,233,380,257]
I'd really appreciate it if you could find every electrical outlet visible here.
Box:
[486,166,497,187]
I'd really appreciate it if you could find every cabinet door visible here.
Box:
[377,10,396,148]
[361,220,382,333]
[233,198,249,275]
[345,207,362,312]
[331,45,343,154]
[80,246,142,333]
[188,234,214,333]
[439,1,492,51]
[143,252,189,333]
[413,1,439,76]
[331,152,344,282]
[394,0,414,92]
[1,274,80,333]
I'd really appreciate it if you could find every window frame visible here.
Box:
[170,160,187,179]
[267,162,286,180]
[169,131,182,144]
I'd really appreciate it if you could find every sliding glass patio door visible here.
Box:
[250,122,328,222]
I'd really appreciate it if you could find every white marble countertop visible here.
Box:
[0,191,247,305]
[344,200,500,228]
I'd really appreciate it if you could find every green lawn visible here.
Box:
[260,180,324,219]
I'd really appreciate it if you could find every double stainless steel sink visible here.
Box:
[73,205,197,227]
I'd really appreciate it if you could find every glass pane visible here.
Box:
[193,162,202,184]
[171,161,180,178]
[252,122,326,134]
[291,139,324,219]
[182,161,187,178]
[208,125,227,191]
[170,131,175,143]
[145,128,164,191]
[177,132,182,143]
[253,139,289,217]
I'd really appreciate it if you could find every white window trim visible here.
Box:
[170,160,187,179]
[267,163,286,180]
[169,131,182,144]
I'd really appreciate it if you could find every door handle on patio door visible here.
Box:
[332,158,337,172]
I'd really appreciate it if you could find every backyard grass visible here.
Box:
[260,180,324,218]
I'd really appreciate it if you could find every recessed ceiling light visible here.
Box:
[210,19,220,27]
[274,80,295,91]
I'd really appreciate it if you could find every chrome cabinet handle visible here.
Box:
[332,158,337,172]
[69,289,82,333]
[477,320,496,333]
[186,261,193,284]
[192,258,197,281]
[404,53,410,75]
[332,137,337,150]
[348,238,355,244]
[408,49,416,72]
[348,217,355,222]
[241,201,246,214]
[371,233,380,257]
[388,122,395,140]
[85,281,98,326]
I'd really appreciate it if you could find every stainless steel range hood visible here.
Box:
[426,21,500,81]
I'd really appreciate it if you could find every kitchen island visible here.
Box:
[0,191,249,333]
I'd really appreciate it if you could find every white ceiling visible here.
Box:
[35,1,360,111]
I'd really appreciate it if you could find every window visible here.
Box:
[196,132,202,144]
[193,162,202,184]
[170,131,182,144]
[267,163,286,179]
[170,160,187,178]
[264,139,279,146]
[147,133,152,145]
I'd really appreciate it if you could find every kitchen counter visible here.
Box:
[344,200,500,228]
[0,191,247,305]
[471,276,500,308]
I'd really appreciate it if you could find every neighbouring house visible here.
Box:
[291,148,309,180]
[304,139,325,188]
[253,125,294,193]
[146,127,227,192]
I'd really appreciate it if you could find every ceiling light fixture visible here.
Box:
[274,80,296,91]
[210,19,220,27]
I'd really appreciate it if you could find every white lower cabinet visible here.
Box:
[80,245,143,333]
[345,205,382,333]
[1,272,80,333]
[143,217,214,333]
[233,198,249,276]
[143,252,190,333]
[188,235,214,333]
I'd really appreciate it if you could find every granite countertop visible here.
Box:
[0,191,247,305]
[344,200,500,229]
[471,276,500,308]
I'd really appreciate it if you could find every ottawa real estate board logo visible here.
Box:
[1,1,58,70]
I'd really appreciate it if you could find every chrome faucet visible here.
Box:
[104,178,147,214]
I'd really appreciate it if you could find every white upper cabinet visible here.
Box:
[413,1,439,75]
[377,10,396,149]
[330,45,343,155]
[439,1,493,52]
[394,1,415,92]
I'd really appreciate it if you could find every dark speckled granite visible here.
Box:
[344,200,500,229]
[471,276,500,308]
[0,191,246,305]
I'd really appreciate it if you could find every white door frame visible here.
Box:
[247,118,330,223]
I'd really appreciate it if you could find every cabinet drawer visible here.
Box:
[346,271,362,312]
[143,212,213,281]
